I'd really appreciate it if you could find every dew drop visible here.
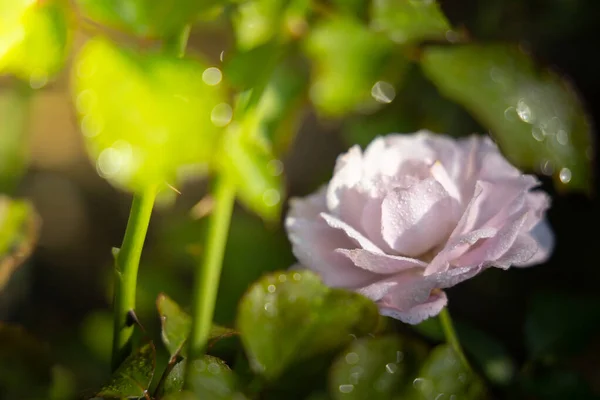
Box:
[556,129,569,145]
[202,67,222,86]
[81,115,103,138]
[97,148,122,178]
[207,362,220,374]
[371,81,396,104]
[540,159,554,176]
[211,103,233,127]
[292,272,302,281]
[262,189,280,206]
[531,126,545,141]
[219,51,225,62]
[267,284,276,293]
[76,90,97,114]
[504,106,517,122]
[338,384,354,394]
[345,352,359,365]
[385,363,398,374]
[264,302,276,316]
[559,167,572,183]
[278,274,287,283]
[29,71,48,89]
[267,159,284,176]
[413,377,425,389]
[516,99,534,123]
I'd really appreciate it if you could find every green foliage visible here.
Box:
[96,342,156,398]
[0,0,70,85]
[421,44,592,192]
[236,270,380,380]
[74,0,222,38]
[72,37,227,194]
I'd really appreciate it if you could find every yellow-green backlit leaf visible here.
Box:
[0,0,70,85]
[72,37,227,193]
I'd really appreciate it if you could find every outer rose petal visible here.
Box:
[514,219,554,266]
[336,248,426,274]
[379,290,448,325]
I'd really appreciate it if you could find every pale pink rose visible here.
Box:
[285,131,553,324]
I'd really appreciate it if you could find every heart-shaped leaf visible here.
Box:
[421,44,593,192]
[370,0,452,44]
[0,196,39,291]
[237,270,379,380]
[156,356,246,399]
[72,37,227,193]
[304,17,393,116]
[0,0,70,85]
[96,342,156,398]
[157,293,236,359]
[329,336,408,400]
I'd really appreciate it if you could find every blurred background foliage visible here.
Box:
[0,0,599,398]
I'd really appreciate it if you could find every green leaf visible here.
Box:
[74,0,222,38]
[421,44,592,192]
[525,291,600,360]
[237,270,379,380]
[72,37,227,193]
[0,196,39,291]
[157,356,246,399]
[0,324,53,398]
[408,344,486,400]
[218,125,284,222]
[96,342,156,398]
[329,336,407,400]
[304,17,393,116]
[371,0,452,44]
[157,293,236,359]
[0,0,70,85]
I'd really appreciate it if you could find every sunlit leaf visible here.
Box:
[156,356,246,399]
[525,291,600,360]
[0,196,39,291]
[96,342,156,398]
[72,37,227,193]
[304,17,393,116]
[329,336,407,400]
[237,270,379,380]
[371,0,451,44]
[218,125,284,222]
[421,44,592,192]
[0,0,70,85]
[0,324,52,398]
[157,293,236,359]
[408,345,486,400]
[75,0,222,38]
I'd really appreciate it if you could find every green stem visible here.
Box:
[163,24,191,58]
[111,185,157,371]
[439,307,471,371]
[184,177,236,386]
[0,81,33,194]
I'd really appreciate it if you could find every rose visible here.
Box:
[285,131,553,324]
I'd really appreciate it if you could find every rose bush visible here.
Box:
[286,131,554,324]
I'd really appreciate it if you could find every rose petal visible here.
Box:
[381,178,459,257]
[326,146,365,225]
[379,290,448,325]
[336,248,426,274]
[515,219,554,266]
[320,212,383,254]
[494,234,538,268]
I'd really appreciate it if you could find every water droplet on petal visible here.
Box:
[559,167,572,183]
[202,67,222,86]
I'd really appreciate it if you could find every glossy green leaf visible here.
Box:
[371,0,451,44]
[0,196,38,291]
[525,291,600,360]
[304,18,393,116]
[237,270,379,380]
[0,324,52,398]
[218,125,284,222]
[329,336,407,400]
[409,345,486,400]
[96,342,156,398]
[157,356,246,399]
[75,0,222,38]
[421,44,592,192]
[0,0,70,85]
[157,293,236,359]
[72,37,227,193]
